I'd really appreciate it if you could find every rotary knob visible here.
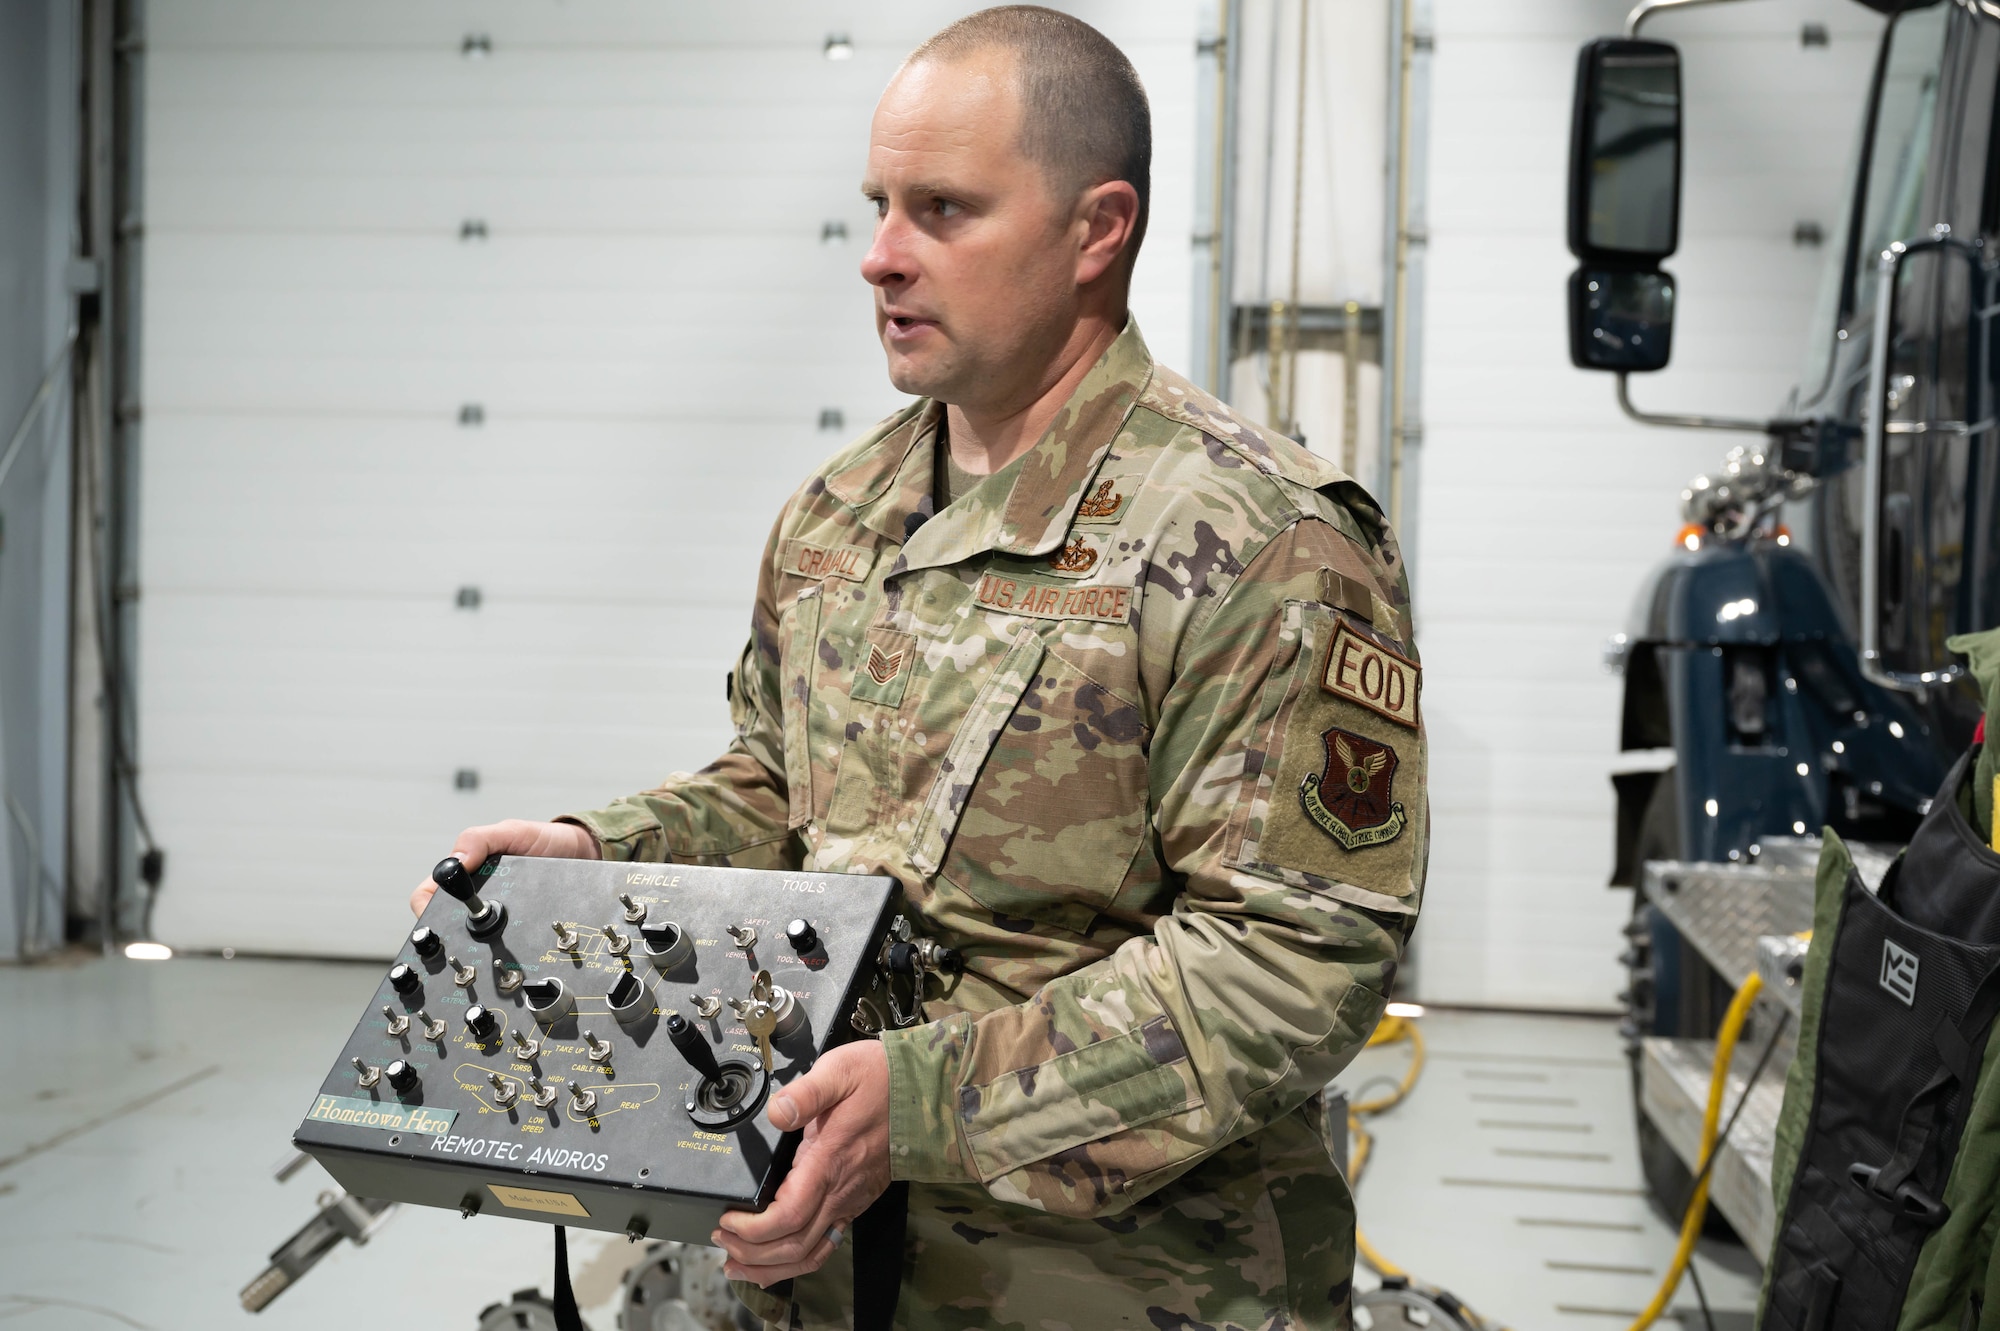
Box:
[386,1060,420,1094]
[388,963,422,996]
[409,926,443,959]
[465,1004,500,1039]
[786,919,819,954]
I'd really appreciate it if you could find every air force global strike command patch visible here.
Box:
[1300,727,1408,849]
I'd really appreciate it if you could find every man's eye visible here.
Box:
[868,196,887,218]
[933,199,961,219]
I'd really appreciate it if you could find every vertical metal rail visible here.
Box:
[1380,0,1432,559]
[110,0,147,940]
[1197,0,1239,398]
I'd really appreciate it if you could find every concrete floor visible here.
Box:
[0,954,1760,1329]
[1341,1008,1762,1330]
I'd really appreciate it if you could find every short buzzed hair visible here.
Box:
[910,6,1152,265]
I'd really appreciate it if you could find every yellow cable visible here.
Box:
[1990,774,1998,852]
[1623,971,1764,1331]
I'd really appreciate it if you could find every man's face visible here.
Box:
[859,51,1081,411]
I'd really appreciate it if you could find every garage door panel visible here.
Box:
[148,170,874,233]
[140,1,1197,955]
[151,1,1180,51]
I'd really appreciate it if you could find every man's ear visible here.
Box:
[1074,180,1140,287]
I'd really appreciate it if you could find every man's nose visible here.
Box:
[860,213,912,289]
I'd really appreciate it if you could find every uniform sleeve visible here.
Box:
[880,515,1425,1216]
[556,514,799,869]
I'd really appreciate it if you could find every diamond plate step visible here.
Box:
[1640,1035,1787,1261]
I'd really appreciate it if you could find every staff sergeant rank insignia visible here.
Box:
[1300,727,1408,850]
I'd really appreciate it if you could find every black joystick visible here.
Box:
[666,1013,723,1084]
[786,918,819,954]
[464,1004,499,1039]
[432,857,506,937]
[388,963,422,996]
[409,926,443,958]
[386,1060,420,1094]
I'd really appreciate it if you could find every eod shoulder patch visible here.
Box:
[1225,604,1426,907]
[1321,619,1419,729]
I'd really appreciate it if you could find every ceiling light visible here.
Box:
[125,941,172,961]
[824,33,854,60]
[1385,1001,1425,1019]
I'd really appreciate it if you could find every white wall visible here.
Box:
[1414,0,1879,1007]
[139,1,1197,957]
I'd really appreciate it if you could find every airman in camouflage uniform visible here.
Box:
[559,318,1427,1329]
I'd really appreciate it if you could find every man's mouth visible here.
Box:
[884,310,936,335]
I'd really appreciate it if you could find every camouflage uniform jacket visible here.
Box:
[563,321,1428,1330]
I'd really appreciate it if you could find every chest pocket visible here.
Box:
[918,631,1151,934]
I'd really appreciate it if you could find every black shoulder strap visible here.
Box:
[552,1224,585,1331]
[852,1181,910,1331]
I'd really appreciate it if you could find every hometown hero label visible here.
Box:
[975,573,1133,624]
[1320,618,1419,729]
[307,1094,456,1136]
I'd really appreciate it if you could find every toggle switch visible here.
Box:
[726,924,757,950]
[786,918,818,954]
[568,1082,599,1116]
[389,963,422,996]
[417,1010,448,1041]
[666,1013,722,1083]
[602,923,632,957]
[527,1075,558,1108]
[551,921,580,950]
[690,994,722,1021]
[410,926,444,959]
[448,955,477,987]
[617,892,647,924]
[492,959,523,993]
[511,1028,541,1060]
[387,1060,420,1094]
[432,857,507,937]
[382,1006,410,1037]
[488,1072,521,1109]
[582,1029,613,1063]
[352,1057,382,1088]
[465,1005,500,1039]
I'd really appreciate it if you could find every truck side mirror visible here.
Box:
[1567,38,1682,262]
[1566,38,1681,373]
[1569,266,1675,372]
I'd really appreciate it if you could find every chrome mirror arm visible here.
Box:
[1626,0,1765,38]
[1616,374,1775,433]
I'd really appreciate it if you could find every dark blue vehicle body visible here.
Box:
[1625,541,1943,867]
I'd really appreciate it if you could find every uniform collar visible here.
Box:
[826,318,1153,573]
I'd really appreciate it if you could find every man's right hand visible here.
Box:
[409,819,601,916]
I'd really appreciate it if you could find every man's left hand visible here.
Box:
[713,1039,892,1286]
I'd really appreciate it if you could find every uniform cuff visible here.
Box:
[553,802,658,863]
[882,1013,976,1184]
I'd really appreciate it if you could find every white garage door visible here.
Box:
[139,1,1196,957]
[1415,0,1879,1006]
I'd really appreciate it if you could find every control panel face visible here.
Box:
[294,857,896,1239]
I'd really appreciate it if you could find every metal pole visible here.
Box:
[1202,0,1234,397]
[1282,0,1309,437]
